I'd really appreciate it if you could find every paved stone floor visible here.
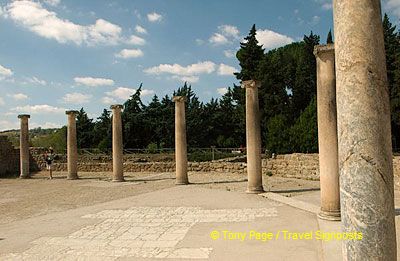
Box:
[4,206,277,260]
[0,180,325,260]
[3,172,400,260]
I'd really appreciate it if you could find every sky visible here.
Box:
[0,0,399,131]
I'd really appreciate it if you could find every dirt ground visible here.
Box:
[0,171,320,225]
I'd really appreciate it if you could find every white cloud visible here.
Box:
[74,77,114,87]
[141,89,155,96]
[217,87,228,95]
[106,87,135,100]
[195,39,205,45]
[314,0,332,10]
[135,25,147,34]
[11,104,65,114]
[127,35,146,45]
[0,97,4,106]
[209,33,229,45]
[0,120,19,131]
[9,93,28,101]
[115,49,144,59]
[208,24,240,46]
[0,64,13,76]
[28,76,47,85]
[310,15,321,26]
[386,0,400,18]
[218,25,240,38]
[147,12,162,22]
[322,3,332,10]
[31,121,61,129]
[217,63,237,76]
[3,1,124,46]
[256,29,293,50]
[224,50,236,58]
[171,75,199,83]
[105,87,154,101]
[87,19,122,45]
[43,0,61,7]
[101,96,117,105]
[144,61,216,76]
[62,92,92,104]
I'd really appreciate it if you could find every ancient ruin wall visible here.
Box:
[0,136,19,177]
[21,151,400,186]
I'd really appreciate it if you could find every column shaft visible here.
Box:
[314,45,340,221]
[66,112,78,179]
[111,105,124,181]
[243,80,264,193]
[334,0,396,259]
[173,96,188,185]
[18,115,30,178]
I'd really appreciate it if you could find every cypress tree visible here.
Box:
[327,29,333,44]
[235,24,265,81]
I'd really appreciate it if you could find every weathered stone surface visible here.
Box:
[0,136,19,177]
[334,0,397,259]
[242,80,264,193]
[314,44,340,221]
[173,96,189,185]
[18,114,30,178]
[111,105,124,182]
[66,111,79,180]
[1,206,277,260]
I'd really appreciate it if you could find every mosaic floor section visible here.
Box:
[2,206,278,260]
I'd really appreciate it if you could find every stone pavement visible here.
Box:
[0,183,343,260]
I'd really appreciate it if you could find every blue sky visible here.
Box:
[0,0,398,130]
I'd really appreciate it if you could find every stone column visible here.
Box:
[333,0,396,259]
[18,114,30,179]
[111,105,124,182]
[173,96,188,185]
[314,44,340,221]
[242,80,264,194]
[66,110,79,180]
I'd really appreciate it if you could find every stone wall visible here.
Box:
[0,135,19,177]
[21,151,400,182]
[41,153,320,180]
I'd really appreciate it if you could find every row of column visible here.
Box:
[17,105,125,181]
[18,101,188,184]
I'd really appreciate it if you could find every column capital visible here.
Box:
[241,80,261,89]
[313,44,335,57]
[65,110,79,115]
[18,114,30,119]
[110,104,123,110]
[173,96,187,103]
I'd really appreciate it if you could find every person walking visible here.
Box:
[44,147,55,179]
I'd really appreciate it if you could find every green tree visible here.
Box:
[383,14,400,150]
[235,24,265,81]
[289,97,318,153]
[122,84,146,148]
[76,108,94,149]
[93,109,112,150]
[327,29,333,44]
[265,114,290,154]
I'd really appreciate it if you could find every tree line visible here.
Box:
[40,14,400,153]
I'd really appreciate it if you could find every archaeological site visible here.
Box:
[1,0,399,260]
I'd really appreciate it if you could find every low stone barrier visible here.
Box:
[0,135,390,180]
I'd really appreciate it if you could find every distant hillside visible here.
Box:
[0,127,64,150]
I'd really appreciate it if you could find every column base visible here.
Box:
[246,187,265,194]
[19,174,30,179]
[112,178,125,182]
[318,209,341,221]
[175,180,189,185]
[67,175,79,180]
